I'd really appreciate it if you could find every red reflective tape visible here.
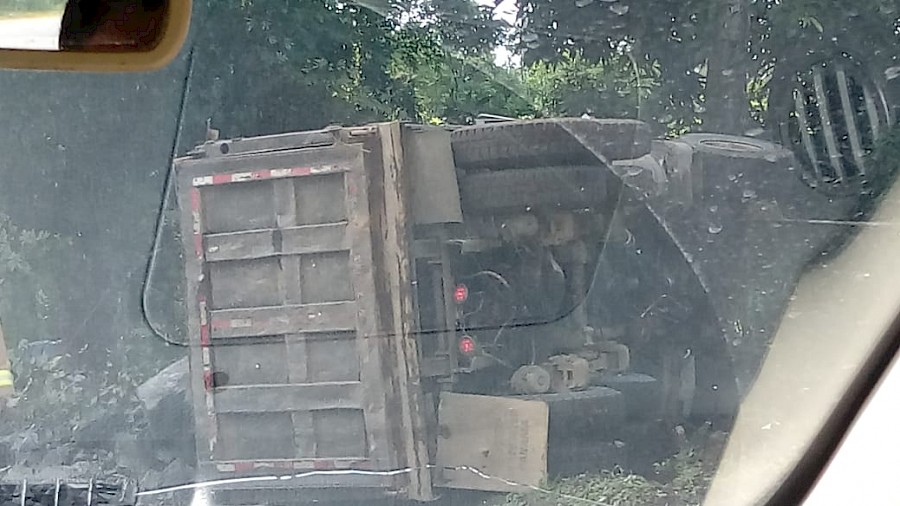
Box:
[313,460,336,470]
[211,173,233,185]
[193,235,203,258]
[291,167,313,177]
[199,324,210,346]
[203,369,214,390]
[234,462,254,473]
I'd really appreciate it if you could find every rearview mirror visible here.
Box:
[0,0,190,71]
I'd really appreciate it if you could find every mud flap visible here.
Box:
[435,393,548,493]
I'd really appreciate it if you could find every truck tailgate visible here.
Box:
[174,124,432,500]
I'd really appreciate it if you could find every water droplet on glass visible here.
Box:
[708,223,723,234]
[575,0,594,7]
[625,165,642,176]
[721,68,734,76]
[742,189,757,200]
[609,3,629,15]
[708,205,718,213]
[764,153,778,162]
[885,66,900,81]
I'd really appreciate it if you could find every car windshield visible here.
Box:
[0,1,898,505]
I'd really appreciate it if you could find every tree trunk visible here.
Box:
[705,0,752,134]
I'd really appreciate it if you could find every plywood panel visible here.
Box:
[437,393,549,493]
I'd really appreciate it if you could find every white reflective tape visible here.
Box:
[230,172,254,182]
[270,168,293,178]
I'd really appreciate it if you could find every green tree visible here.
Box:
[513,0,900,133]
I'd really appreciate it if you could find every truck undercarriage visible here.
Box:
[161,112,867,503]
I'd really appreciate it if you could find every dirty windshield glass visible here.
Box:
[0,0,899,505]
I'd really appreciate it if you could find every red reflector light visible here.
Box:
[458,335,476,355]
[454,284,469,303]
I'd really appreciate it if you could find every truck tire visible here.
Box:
[451,119,652,170]
[458,164,610,212]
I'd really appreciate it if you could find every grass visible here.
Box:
[489,431,722,506]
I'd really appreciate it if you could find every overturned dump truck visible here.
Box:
[173,105,875,502]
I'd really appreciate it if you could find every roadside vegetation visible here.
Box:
[490,427,724,506]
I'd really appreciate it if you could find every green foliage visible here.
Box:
[191,0,412,136]
[192,0,662,133]
[490,444,712,506]
[497,470,663,506]
[513,0,900,132]
[390,30,535,123]
[522,51,659,120]
[392,44,658,124]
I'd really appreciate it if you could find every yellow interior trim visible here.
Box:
[0,0,191,72]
